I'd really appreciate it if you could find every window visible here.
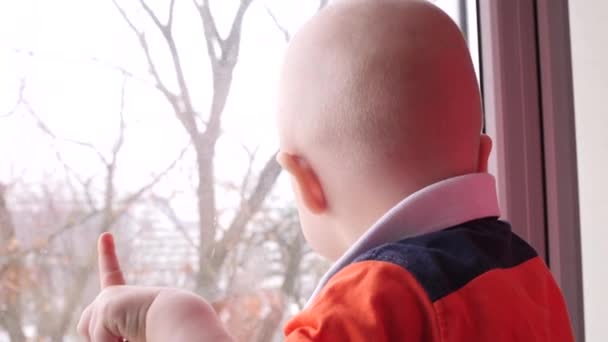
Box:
[479,1,584,340]
[0,1,478,340]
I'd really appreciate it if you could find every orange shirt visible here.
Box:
[284,175,574,341]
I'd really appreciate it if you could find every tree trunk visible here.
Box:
[196,143,219,296]
[195,64,234,296]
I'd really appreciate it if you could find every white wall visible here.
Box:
[569,1,608,341]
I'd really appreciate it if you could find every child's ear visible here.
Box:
[477,134,493,173]
[276,152,327,214]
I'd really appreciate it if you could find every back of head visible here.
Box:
[277,0,485,257]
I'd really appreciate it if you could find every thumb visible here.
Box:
[98,232,126,288]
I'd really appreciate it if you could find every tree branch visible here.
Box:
[110,76,129,163]
[193,0,222,63]
[114,142,191,217]
[1,105,19,119]
[138,0,169,38]
[152,195,198,249]
[23,99,110,166]
[201,0,253,138]
[1,79,26,119]
[110,0,177,106]
[211,152,282,267]
[0,143,190,263]
[168,0,177,30]
[110,0,138,33]
[238,144,259,201]
[13,48,153,87]
[15,141,190,336]
[223,0,253,63]
[136,0,199,140]
[56,151,98,210]
[264,5,290,42]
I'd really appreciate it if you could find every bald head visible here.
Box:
[279,0,481,180]
[277,0,486,253]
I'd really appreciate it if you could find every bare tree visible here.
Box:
[106,0,331,339]
[1,0,331,339]
[0,76,189,340]
[109,0,289,296]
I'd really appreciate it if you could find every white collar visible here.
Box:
[306,173,501,307]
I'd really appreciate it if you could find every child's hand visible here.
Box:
[77,233,234,342]
[77,232,160,341]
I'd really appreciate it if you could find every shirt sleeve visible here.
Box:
[284,260,440,342]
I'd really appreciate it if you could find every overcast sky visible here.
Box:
[0,0,475,220]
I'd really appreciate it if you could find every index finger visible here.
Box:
[98,232,126,288]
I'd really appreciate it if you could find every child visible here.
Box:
[77,0,575,341]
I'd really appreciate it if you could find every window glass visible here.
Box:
[0,1,478,340]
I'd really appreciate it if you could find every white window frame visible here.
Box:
[478,0,584,340]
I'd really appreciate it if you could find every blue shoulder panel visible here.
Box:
[353,218,538,302]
